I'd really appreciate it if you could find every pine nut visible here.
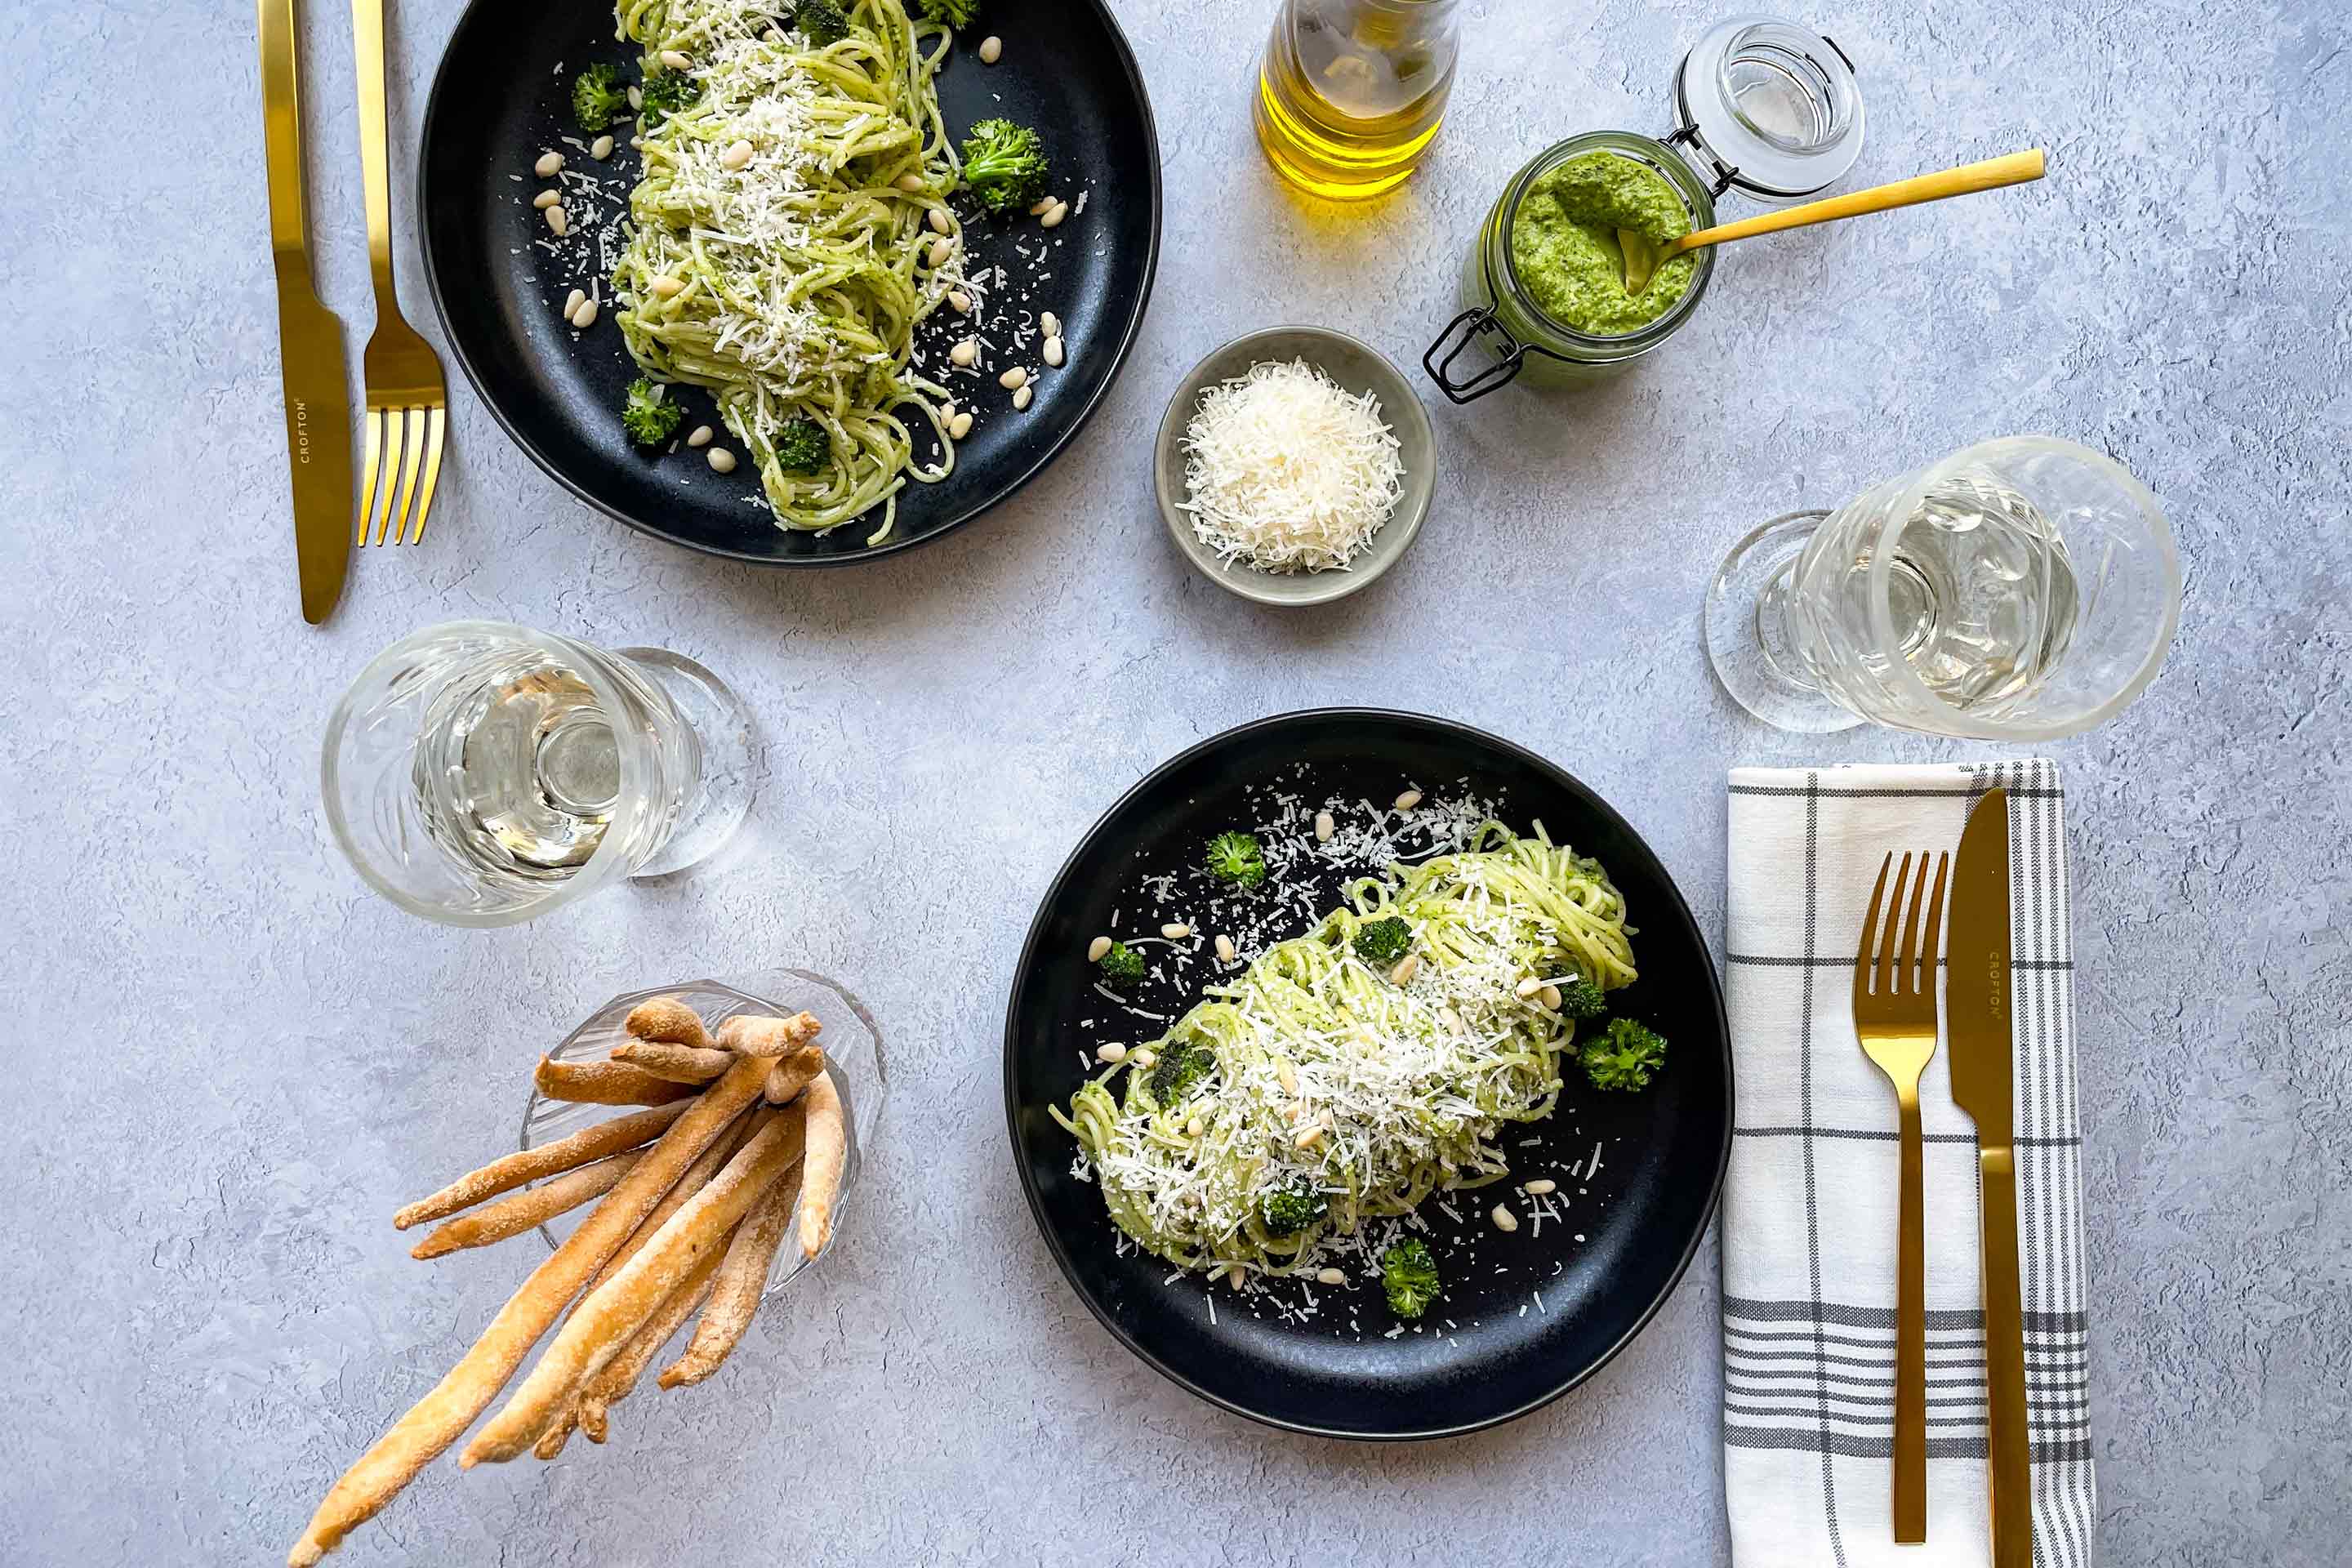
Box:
[978,34,1002,63]
[1042,335,1065,368]
[1314,811,1335,843]
[1040,200,1068,229]
[949,339,978,367]
[721,139,754,171]
[1316,1267,1348,1285]
[1159,921,1188,939]
[1441,1007,1467,1036]
[1525,1178,1557,1196]
[1284,1102,1302,1124]
[570,297,599,329]
[660,49,692,70]
[544,205,569,236]
[1096,1042,1126,1063]
[564,288,586,318]
[1393,789,1423,811]
[1276,1061,1298,1094]
[896,172,926,193]
[1214,934,1236,963]
[1086,936,1112,963]
[1130,1048,1157,1070]
[1296,1125,1325,1150]
[948,291,972,314]
[534,150,564,177]
[590,134,615,160]
[928,207,951,235]
[1040,310,1061,336]
[1539,984,1562,1011]
[649,275,686,298]
[929,236,952,268]
[1389,954,1419,987]
[1028,197,1055,216]
[686,425,714,448]
[948,411,973,439]
[533,189,561,209]
[1012,385,1032,410]
[627,85,644,111]
[997,366,1027,390]
[1227,1266,1247,1290]
[1516,977,1544,1000]
[1185,1116,1203,1138]
[706,447,737,474]
[1490,1204,1520,1233]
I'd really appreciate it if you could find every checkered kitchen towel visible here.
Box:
[1722,760,2094,1568]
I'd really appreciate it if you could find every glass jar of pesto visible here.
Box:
[1423,17,1862,401]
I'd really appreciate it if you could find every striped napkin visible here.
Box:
[1722,760,2095,1567]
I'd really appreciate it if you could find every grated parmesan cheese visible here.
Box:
[1178,359,1404,573]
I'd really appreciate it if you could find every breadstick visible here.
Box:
[580,1231,735,1440]
[763,1045,827,1105]
[624,994,710,1049]
[798,1071,848,1262]
[287,1054,775,1566]
[409,1151,644,1260]
[611,1039,732,1084]
[658,1152,803,1388]
[532,1055,697,1107]
[530,1407,577,1461]
[392,1102,688,1231]
[461,1109,808,1465]
[713,1010,822,1058]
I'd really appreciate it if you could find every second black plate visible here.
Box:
[417,1,1160,564]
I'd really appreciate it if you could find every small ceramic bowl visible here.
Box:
[1153,327,1437,607]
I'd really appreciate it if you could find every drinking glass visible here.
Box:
[1704,436,2181,738]
[323,621,754,926]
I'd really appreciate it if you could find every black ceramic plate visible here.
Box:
[1004,710,1731,1439]
[417,2,1160,564]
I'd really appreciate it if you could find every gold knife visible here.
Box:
[1946,786,2032,1568]
[258,0,353,624]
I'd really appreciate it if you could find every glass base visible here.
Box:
[619,647,756,876]
[1704,510,1864,733]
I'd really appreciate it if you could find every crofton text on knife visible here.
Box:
[257,0,353,624]
[1945,786,2032,1568]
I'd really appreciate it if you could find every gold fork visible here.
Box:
[1853,849,1951,1545]
[351,0,447,547]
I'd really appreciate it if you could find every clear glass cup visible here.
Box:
[1705,436,2181,737]
[1254,0,1462,200]
[323,621,755,925]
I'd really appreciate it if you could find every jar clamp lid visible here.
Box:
[1668,16,1864,203]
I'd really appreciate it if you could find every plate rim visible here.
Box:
[1000,706,1735,1441]
[414,0,1165,568]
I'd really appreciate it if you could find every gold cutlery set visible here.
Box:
[256,0,448,625]
[1855,786,2031,1564]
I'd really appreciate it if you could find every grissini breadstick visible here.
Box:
[624,995,710,1049]
[658,1152,804,1388]
[392,1102,689,1232]
[797,1072,848,1262]
[532,1055,698,1107]
[409,1151,644,1260]
[579,1231,736,1441]
[461,1109,809,1465]
[287,1054,775,1566]
[763,1045,827,1105]
[713,1011,822,1058]
[530,1407,577,1462]
[611,1040,732,1084]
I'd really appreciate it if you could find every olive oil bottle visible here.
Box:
[1254,0,1461,201]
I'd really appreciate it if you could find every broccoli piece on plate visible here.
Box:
[1097,941,1145,989]
[1554,973,1607,1021]
[1258,1182,1329,1238]
[572,63,629,132]
[790,0,851,45]
[1351,915,1412,967]
[639,69,697,120]
[774,417,831,474]
[1584,1018,1667,1091]
[958,118,1049,215]
[918,0,980,29]
[1147,1043,1214,1107]
[621,378,684,448]
[1380,1236,1441,1319]
[1204,831,1267,888]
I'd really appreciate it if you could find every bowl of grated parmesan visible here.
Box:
[1155,327,1434,606]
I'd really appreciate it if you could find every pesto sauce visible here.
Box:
[1508,151,1697,336]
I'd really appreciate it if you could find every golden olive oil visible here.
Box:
[1253,0,1459,201]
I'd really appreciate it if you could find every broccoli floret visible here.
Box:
[1379,1236,1441,1319]
[621,378,684,448]
[1584,1018,1667,1091]
[917,0,979,29]
[1204,831,1266,889]
[774,417,831,474]
[1258,1181,1328,1239]
[1147,1043,1214,1107]
[1351,916,1412,967]
[639,69,697,120]
[572,64,630,133]
[1554,974,1607,1021]
[958,118,1049,215]
[790,0,851,44]
[1097,941,1145,989]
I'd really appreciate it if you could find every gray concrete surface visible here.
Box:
[3,1,2345,1563]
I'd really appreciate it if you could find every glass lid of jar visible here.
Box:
[1668,16,1864,203]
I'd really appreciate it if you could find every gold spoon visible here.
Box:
[1619,148,2047,296]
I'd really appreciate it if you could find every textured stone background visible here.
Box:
[2,0,2345,1563]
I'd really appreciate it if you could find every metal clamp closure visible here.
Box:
[1423,305,1526,404]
